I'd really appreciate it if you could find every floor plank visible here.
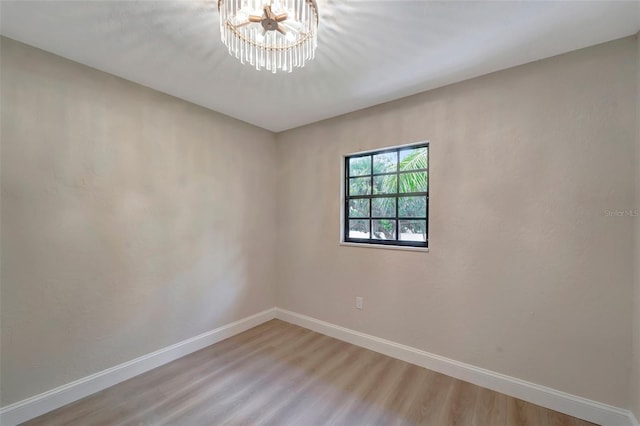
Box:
[23,319,598,426]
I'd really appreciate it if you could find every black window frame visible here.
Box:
[343,142,429,248]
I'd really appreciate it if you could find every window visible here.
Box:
[343,143,429,248]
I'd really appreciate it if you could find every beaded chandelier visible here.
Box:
[218,0,319,73]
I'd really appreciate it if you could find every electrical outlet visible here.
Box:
[355,297,363,309]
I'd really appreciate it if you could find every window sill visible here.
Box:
[339,242,429,252]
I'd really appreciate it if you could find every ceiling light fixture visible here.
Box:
[218,0,319,73]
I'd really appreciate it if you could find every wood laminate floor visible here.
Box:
[25,319,597,426]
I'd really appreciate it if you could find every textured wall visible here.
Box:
[0,38,277,405]
[276,37,636,407]
[632,33,640,422]
[2,33,638,412]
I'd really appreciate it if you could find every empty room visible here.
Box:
[1,1,639,425]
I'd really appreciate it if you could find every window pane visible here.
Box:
[399,220,426,242]
[348,220,370,239]
[349,177,371,196]
[373,174,397,194]
[398,196,426,218]
[373,152,397,174]
[372,220,396,240]
[399,147,428,171]
[399,172,427,193]
[348,199,369,218]
[345,144,428,247]
[349,156,371,176]
[372,197,395,218]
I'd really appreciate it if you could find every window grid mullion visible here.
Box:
[373,217,427,220]
[348,192,428,200]
[395,150,399,241]
[370,155,373,238]
[344,168,428,179]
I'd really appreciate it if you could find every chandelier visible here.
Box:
[218,0,319,73]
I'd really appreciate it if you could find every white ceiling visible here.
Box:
[1,1,639,132]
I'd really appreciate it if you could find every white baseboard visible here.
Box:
[0,308,277,426]
[274,308,635,426]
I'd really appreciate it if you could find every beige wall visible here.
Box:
[0,37,277,405]
[276,37,637,407]
[632,34,640,421]
[2,34,639,413]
